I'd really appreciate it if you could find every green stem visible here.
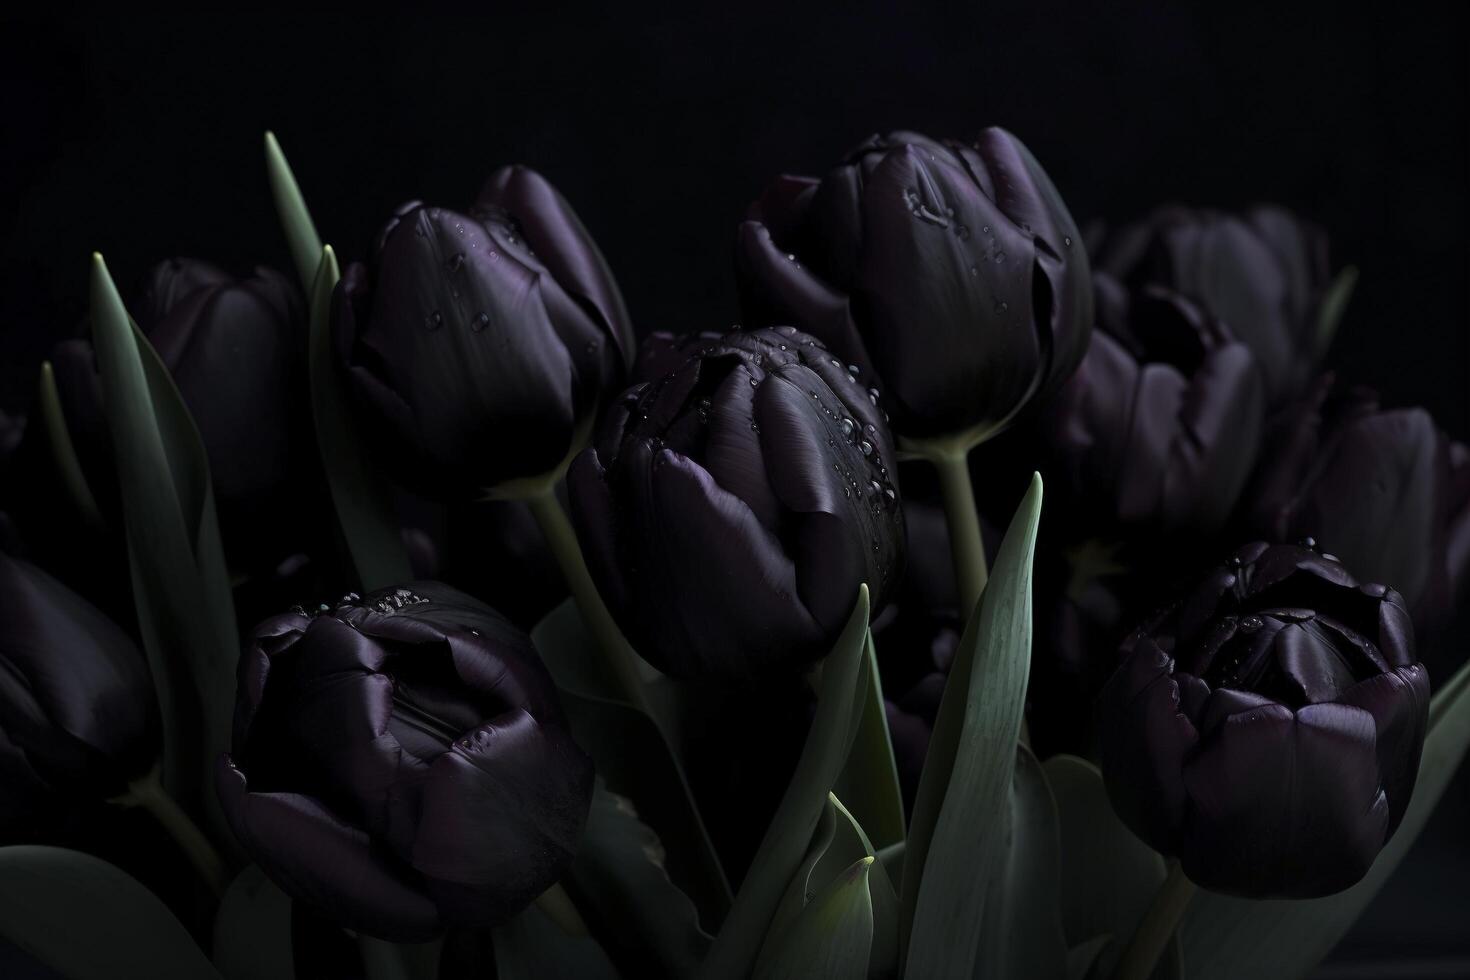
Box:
[114,765,228,899]
[357,934,410,980]
[930,448,988,617]
[526,490,654,717]
[1113,860,1194,980]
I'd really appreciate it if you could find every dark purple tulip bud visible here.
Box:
[1095,205,1333,405]
[216,582,594,941]
[568,326,905,679]
[333,168,634,498]
[1245,379,1470,640]
[29,260,308,571]
[1097,543,1429,898]
[736,128,1092,440]
[0,551,158,827]
[1041,274,1267,539]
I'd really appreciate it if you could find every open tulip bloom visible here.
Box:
[0,123,1468,980]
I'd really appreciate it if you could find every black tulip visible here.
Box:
[737,128,1092,440]
[1040,273,1267,541]
[216,582,594,941]
[333,167,633,498]
[1095,204,1335,406]
[569,326,905,679]
[0,551,158,829]
[1245,378,1470,640]
[1097,543,1429,898]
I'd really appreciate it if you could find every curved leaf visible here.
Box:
[306,247,412,590]
[1180,655,1470,980]
[752,858,874,980]
[90,254,237,835]
[967,745,1067,980]
[492,904,620,980]
[0,845,221,980]
[532,599,730,930]
[264,131,324,294]
[214,865,293,980]
[834,633,906,851]
[571,782,712,976]
[36,360,104,531]
[699,586,872,980]
[903,474,1043,975]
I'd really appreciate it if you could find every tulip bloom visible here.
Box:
[1041,274,1266,540]
[333,167,633,497]
[1095,205,1336,406]
[217,582,594,940]
[1246,378,1470,639]
[736,128,1092,441]
[569,326,905,679]
[0,551,158,824]
[1097,543,1429,897]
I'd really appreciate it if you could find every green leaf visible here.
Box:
[306,247,413,591]
[1314,264,1359,357]
[1067,936,1112,980]
[1044,753,1181,980]
[492,904,621,980]
[90,254,238,833]
[833,632,906,851]
[1179,655,1470,980]
[0,845,221,980]
[966,745,1067,980]
[36,360,104,531]
[532,599,730,929]
[264,131,325,294]
[213,865,293,980]
[902,473,1043,975]
[570,781,712,976]
[699,586,872,980]
[751,857,875,980]
[756,794,898,980]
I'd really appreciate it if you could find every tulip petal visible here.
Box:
[475,165,634,367]
[1338,663,1430,834]
[216,756,441,942]
[413,710,593,926]
[1097,637,1198,853]
[1180,702,1388,897]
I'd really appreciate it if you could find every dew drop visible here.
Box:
[425,310,443,330]
[446,252,466,272]
[994,251,1006,264]
[859,440,873,456]
[473,312,490,332]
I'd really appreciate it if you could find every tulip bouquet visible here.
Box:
[0,124,1467,980]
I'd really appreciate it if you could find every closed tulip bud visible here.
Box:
[0,551,158,826]
[737,128,1092,441]
[569,326,905,679]
[333,167,633,498]
[1245,379,1470,640]
[1041,274,1267,540]
[1095,205,1335,406]
[1098,543,1428,898]
[216,582,594,941]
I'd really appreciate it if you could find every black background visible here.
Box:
[2,3,1467,972]
[2,3,1466,437]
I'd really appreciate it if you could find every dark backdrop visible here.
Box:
[1,3,1466,437]
[2,3,1468,973]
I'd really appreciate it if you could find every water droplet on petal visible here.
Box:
[473,312,490,331]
